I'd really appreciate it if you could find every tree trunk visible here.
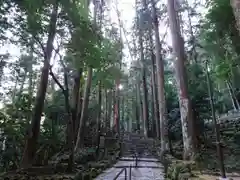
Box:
[228,80,240,109]
[75,0,94,149]
[226,81,239,110]
[136,79,143,133]
[150,74,156,137]
[71,69,82,139]
[75,67,93,150]
[185,0,197,63]
[104,89,108,132]
[231,0,240,33]
[75,86,83,141]
[114,79,120,134]
[167,0,196,160]
[21,0,59,168]
[0,59,6,84]
[135,90,140,132]
[106,90,113,131]
[27,58,34,124]
[121,94,125,123]
[62,68,74,172]
[151,0,169,151]
[96,81,102,157]
[139,37,149,137]
[49,64,74,171]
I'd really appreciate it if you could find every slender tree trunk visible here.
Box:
[206,63,226,178]
[75,87,83,141]
[71,69,82,138]
[104,89,108,132]
[226,81,239,110]
[168,130,174,155]
[21,0,59,168]
[121,94,125,123]
[62,68,74,172]
[26,52,34,144]
[106,90,113,131]
[0,59,6,85]
[139,37,149,137]
[167,0,196,160]
[112,88,115,128]
[151,0,169,151]
[27,59,33,124]
[227,82,237,110]
[136,80,143,133]
[75,0,94,149]
[135,1,149,136]
[150,75,156,137]
[185,0,197,63]
[114,3,123,135]
[131,95,135,132]
[114,79,120,134]
[75,67,93,150]
[228,80,240,109]
[96,81,102,157]
[135,89,140,132]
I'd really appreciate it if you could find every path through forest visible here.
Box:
[95,156,164,180]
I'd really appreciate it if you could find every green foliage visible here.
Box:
[166,161,194,180]
[0,93,33,171]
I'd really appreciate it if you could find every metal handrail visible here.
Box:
[113,167,127,180]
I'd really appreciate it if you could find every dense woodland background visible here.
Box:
[0,0,240,179]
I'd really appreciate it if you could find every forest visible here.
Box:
[0,0,240,179]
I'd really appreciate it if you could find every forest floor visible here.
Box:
[192,171,240,180]
[94,156,165,180]
[168,127,240,180]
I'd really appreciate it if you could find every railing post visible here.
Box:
[129,165,132,180]
[124,167,127,180]
[135,152,137,168]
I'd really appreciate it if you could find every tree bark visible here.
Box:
[150,74,156,137]
[167,0,196,160]
[135,89,140,132]
[226,80,239,110]
[75,87,83,141]
[106,90,113,131]
[48,64,74,171]
[185,0,197,63]
[151,0,169,151]
[21,0,59,168]
[104,89,108,132]
[139,35,149,137]
[75,67,93,150]
[136,79,143,133]
[96,81,102,157]
[75,0,94,149]
[231,0,240,34]
[114,79,120,134]
[62,68,74,172]
[0,59,6,84]
[27,53,34,124]
[71,69,82,139]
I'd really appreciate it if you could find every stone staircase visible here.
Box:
[121,132,156,158]
[95,132,165,179]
